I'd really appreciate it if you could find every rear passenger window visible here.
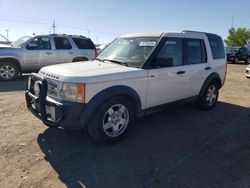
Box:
[185,39,207,65]
[73,38,95,49]
[54,37,72,49]
[207,34,225,59]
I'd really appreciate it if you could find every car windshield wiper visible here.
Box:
[103,59,128,67]
[94,58,104,62]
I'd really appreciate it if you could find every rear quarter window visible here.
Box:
[73,38,96,49]
[207,34,225,59]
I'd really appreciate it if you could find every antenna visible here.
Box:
[5,29,9,40]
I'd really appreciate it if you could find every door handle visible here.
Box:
[46,52,53,55]
[176,70,186,74]
[68,51,74,54]
[205,67,211,70]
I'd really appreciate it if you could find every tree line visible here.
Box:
[225,28,250,47]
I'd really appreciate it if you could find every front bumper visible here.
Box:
[25,73,85,130]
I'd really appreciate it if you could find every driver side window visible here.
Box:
[157,38,183,66]
[27,37,51,50]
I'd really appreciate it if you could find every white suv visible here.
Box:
[26,31,227,144]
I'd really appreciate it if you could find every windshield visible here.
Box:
[97,37,160,67]
[11,36,32,47]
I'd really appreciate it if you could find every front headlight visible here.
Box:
[59,83,85,103]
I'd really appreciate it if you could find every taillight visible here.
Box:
[94,49,98,57]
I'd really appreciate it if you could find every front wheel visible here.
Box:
[197,82,219,110]
[87,96,135,144]
[0,62,20,81]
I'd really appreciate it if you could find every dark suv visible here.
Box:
[227,46,250,64]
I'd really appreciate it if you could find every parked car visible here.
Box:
[246,64,250,78]
[227,46,250,64]
[26,31,226,144]
[0,34,97,81]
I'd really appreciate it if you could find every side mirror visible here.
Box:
[154,57,173,67]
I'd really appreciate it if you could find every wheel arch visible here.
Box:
[199,72,222,98]
[79,85,142,129]
[0,57,21,71]
[72,56,89,62]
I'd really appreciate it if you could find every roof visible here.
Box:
[119,32,164,38]
[119,30,219,38]
[34,34,88,38]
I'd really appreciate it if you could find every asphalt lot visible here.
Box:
[0,64,250,188]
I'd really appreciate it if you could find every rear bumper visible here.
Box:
[25,73,86,130]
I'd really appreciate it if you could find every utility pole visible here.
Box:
[52,20,56,34]
[231,17,235,29]
[5,29,9,40]
[86,29,90,38]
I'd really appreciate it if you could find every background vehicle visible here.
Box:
[0,34,97,81]
[0,34,11,48]
[26,31,226,144]
[227,46,250,64]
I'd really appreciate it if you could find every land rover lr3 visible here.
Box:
[26,31,227,144]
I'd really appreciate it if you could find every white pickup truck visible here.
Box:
[26,31,227,144]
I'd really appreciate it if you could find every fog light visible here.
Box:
[34,81,40,96]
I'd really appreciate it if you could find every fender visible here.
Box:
[78,85,142,128]
[199,72,222,97]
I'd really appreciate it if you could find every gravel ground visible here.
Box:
[0,64,250,188]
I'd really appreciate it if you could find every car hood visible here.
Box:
[0,47,21,55]
[39,60,147,83]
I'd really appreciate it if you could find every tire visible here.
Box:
[245,57,250,64]
[197,81,219,110]
[87,96,135,144]
[72,57,88,62]
[0,62,20,81]
[234,57,238,64]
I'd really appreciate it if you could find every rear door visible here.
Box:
[181,38,210,96]
[52,37,75,64]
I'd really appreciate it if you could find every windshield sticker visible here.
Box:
[139,41,156,47]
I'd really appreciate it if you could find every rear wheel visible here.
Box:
[198,82,219,110]
[0,62,20,81]
[245,57,250,64]
[72,57,88,62]
[87,96,135,144]
[234,57,239,64]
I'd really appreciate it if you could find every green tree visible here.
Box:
[224,27,250,47]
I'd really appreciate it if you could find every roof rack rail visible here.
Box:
[182,30,206,34]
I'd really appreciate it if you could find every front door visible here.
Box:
[146,37,189,108]
[23,36,54,70]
